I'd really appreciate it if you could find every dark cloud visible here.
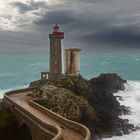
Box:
[34,10,77,26]
[1,0,140,52]
[0,31,48,52]
[77,27,140,48]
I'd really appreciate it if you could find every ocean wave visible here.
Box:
[104,81,140,140]
[28,63,40,67]
[0,85,28,99]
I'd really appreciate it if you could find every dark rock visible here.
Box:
[54,74,137,138]
[29,79,48,88]
[115,130,123,136]
[121,105,131,115]
[115,96,124,101]
[89,73,127,94]
[0,107,19,140]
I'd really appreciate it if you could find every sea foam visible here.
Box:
[0,85,28,99]
[104,81,140,140]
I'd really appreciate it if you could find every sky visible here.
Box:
[1,0,140,52]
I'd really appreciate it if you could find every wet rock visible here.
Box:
[115,96,124,101]
[89,73,127,94]
[121,105,131,115]
[115,130,123,136]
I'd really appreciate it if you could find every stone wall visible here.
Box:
[3,89,63,140]
[29,99,91,140]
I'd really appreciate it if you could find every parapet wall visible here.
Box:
[4,87,37,95]
[29,99,91,140]
[3,88,63,140]
[3,87,91,140]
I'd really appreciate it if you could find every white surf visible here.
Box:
[0,85,28,100]
[104,81,140,140]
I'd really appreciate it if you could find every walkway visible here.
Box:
[8,90,85,140]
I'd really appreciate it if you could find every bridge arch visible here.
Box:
[19,123,33,140]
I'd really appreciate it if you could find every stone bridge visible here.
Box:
[3,88,91,140]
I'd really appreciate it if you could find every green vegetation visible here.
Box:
[0,108,12,128]
[0,105,19,140]
[36,84,96,122]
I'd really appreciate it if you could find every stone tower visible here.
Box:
[65,48,81,76]
[49,24,64,80]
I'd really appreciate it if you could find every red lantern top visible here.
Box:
[52,24,64,36]
[53,24,60,32]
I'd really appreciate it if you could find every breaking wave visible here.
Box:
[0,85,28,99]
[104,81,140,140]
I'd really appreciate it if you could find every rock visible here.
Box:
[37,85,97,122]
[89,73,127,94]
[29,79,48,88]
[30,73,136,139]
[53,75,93,99]
[120,105,131,115]
[0,102,3,109]
[0,107,19,140]
[115,96,124,101]
[115,130,123,136]
[51,74,136,138]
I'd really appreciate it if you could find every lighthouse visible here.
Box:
[41,24,81,81]
[49,24,64,80]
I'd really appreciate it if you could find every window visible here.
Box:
[54,41,57,46]
[55,51,57,55]
[55,60,57,64]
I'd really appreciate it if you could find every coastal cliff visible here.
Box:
[31,73,136,139]
[1,73,138,140]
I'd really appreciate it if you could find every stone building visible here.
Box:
[65,48,81,76]
[41,24,81,80]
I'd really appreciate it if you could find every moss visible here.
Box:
[0,108,13,128]
[0,106,19,140]
[36,84,96,122]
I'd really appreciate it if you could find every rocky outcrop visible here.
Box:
[89,73,127,94]
[30,73,136,139]
[42,73,135,138]
[37,85,97,122]
[29,79,48,88]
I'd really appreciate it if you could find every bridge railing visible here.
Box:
[4,87,38,95]
[3,89,63,140]
[3,87,91,140]
[29,99,91,140]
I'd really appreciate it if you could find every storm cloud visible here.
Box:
[34,10,77,26]
[1,0,140,52]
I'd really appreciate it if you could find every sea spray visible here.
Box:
[0,85,28,99]
[103,81,140,140]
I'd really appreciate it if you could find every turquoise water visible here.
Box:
[0,50,140,90]
[1,50,140,140]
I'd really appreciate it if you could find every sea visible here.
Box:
[0,50,140,140]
